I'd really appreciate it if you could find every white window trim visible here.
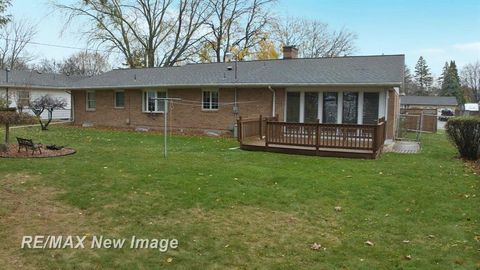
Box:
[86,90,96,111]
[142,89,167,113]
[114,90,125,109]
[202,89,219,111]
[285,89,386,124]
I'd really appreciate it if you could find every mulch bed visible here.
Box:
[465,159,480,174]
[0,144,76,158]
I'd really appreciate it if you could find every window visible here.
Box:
[86,91,96,111]
[202,90,219,110]
[323,92,338,123]
[143,90,166,112]
[304,92,318,123]
[286,92,300,122]
[342,92,358,124]
[363,92,379,124]
[114,90,125,108]
[17,91,30,107]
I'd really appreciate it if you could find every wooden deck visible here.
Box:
[240,137,380,159]
[237,115,386,159]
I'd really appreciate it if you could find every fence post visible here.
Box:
[259,114,263,139]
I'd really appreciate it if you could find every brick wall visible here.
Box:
[386,89,400,139]
[73,87,283,135]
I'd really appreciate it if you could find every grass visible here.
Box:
[0,125,478,269]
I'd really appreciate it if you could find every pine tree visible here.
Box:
[441,60,463,103]
[414,56,433,95]
[403,65,417,95]
[439,62,449,88]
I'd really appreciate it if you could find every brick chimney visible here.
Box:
[283,46,298,59]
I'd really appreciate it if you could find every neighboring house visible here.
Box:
[400,95,458,112]
[0,70,83,120]
[0,48,404,142]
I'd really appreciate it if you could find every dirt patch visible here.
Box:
[0,173,94,269]
[0,144,76,158]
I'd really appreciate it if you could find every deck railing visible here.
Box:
[238,116,386,154]
[237,115,278,142]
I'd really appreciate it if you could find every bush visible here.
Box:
[445,116,480,160]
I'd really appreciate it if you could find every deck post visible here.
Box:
[372,124,378,153]
[259,114,263,139]
[237,116,242,144]
[315,123,320,155]
[265,121,269,148]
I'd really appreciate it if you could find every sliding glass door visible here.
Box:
[342,92,358,124]
[363,92,379,124]
[286,92,300,122]
[323,92,338,123]
[304,92,318,123]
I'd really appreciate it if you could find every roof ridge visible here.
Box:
[110,54,405,71]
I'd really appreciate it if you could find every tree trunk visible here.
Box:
[1,123,9,152]
[4,122,9,144]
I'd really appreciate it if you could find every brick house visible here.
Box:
[69,49,404,140]
[0,48,404,142]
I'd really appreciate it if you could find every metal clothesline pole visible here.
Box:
[150,97,181,159]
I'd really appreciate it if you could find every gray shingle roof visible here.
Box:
[0,54,404,89]
[400,95,458,106]
[71,54,404,89]
[0,70,84,88]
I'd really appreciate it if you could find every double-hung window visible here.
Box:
[143,90,167,113]
[114,90,125,108]
[202,90,219,111]
[86,91,96,111]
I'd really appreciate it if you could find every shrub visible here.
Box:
[445,116,480,160]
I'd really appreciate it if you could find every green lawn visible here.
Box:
[0,126,478,269]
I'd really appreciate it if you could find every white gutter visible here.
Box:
[0,82,403,91]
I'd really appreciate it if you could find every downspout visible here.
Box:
[268,86,276,117]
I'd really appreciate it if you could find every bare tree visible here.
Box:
[461,61,480,102]
[29,95,67,130]
[0,19,37,69]
[59,51,110,76]
[55,0,211,68]
[273,17,356,58]
[203,0,275,62]
[30,58,62,73]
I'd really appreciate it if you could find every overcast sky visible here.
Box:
[9,0,480,77]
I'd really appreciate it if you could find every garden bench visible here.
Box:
[16,137,42,155]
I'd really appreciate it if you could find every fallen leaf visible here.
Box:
[334,206,342,212]
[166,257,173,263]
[405,255,412,260]
[310,242,322,250]
[402,240,410,244]
[365,240,374,246]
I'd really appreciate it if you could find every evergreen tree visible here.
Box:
[414,56,433,95]
[403,65,417,95]
[439,62,449,88]
[441,60,463,103]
